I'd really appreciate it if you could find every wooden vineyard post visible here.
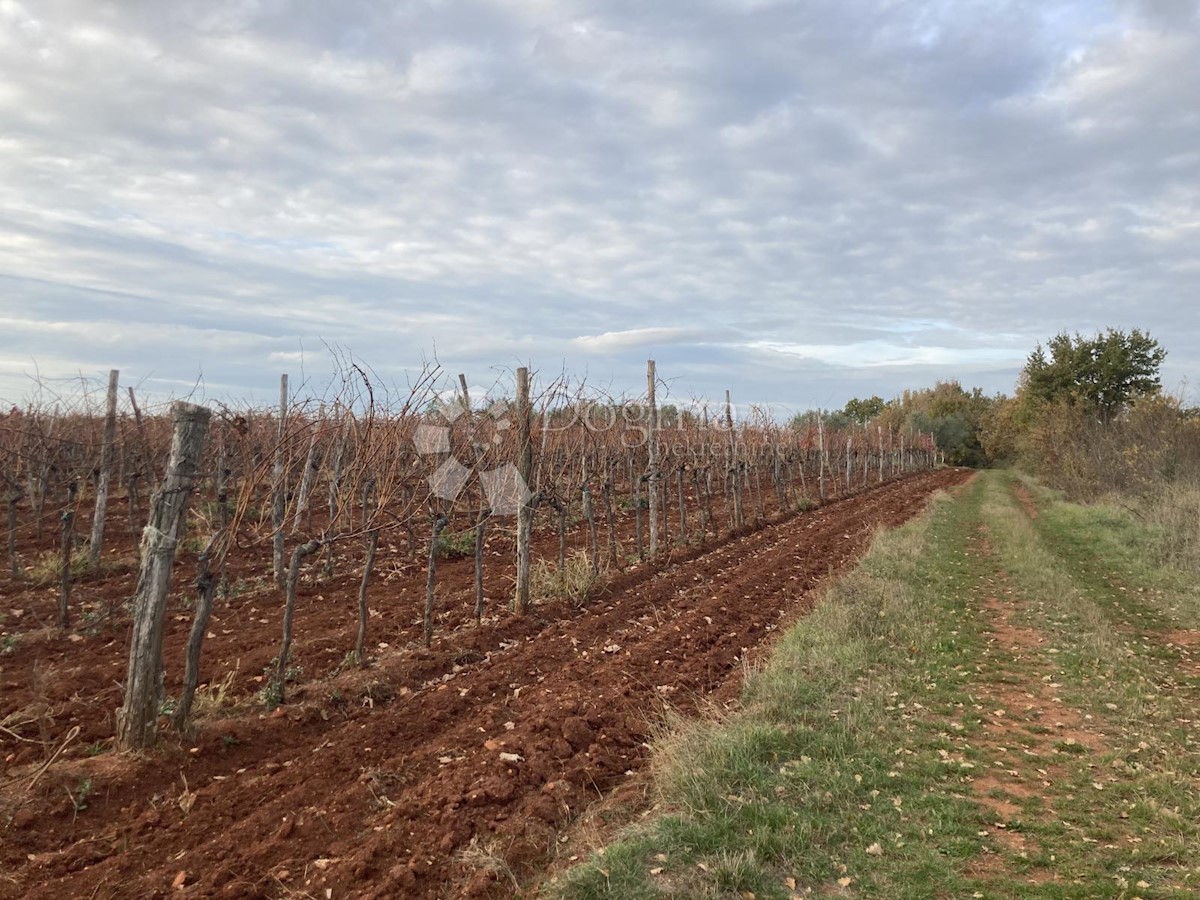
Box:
[676,463,687,540]
[582,456,599,573]
[877,425,884,483]
[726,390,744,528]
[646,360,659,559]
[602,457,619,569]
[845,436,853,492]
[215,430,232,597]
[126,385,145,542]
[817,412,826,502]
[777,447,787,506]
[58,480,78,628]
[271,374,288,588]
[514,367,533,614]
[88,368,119,568]
[459,374,492,626]
[117,401,211,750]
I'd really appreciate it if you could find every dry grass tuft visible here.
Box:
[530,551,605,608]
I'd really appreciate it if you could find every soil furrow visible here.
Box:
[1,468,969,899]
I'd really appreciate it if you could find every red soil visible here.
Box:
[0,467,969,899]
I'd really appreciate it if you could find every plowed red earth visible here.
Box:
[1,468,969,899]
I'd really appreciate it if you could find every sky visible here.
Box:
[0,0,1197,414]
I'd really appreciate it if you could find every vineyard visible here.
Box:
[0,360,956,899]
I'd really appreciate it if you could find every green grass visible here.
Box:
[543,472,1200,899]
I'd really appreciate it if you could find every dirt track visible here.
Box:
[1,467,970,899]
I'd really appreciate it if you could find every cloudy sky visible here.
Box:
[1,0,1197,413]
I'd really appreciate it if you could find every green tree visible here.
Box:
[789,409,851,431]
[901,381,994,467]
[1023,329,1166,422]
[841,396,885,425]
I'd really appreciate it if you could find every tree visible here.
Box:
[978,395,1023,464]
[842,396,885,425]
[867,382,995,467]
[1023,329,1166,422]
[789,409,851,431]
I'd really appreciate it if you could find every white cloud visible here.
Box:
[746,340,1026,369]
[571,327,712,353]
[0,0,1195,408]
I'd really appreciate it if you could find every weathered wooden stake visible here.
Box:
[215,432,231,597]
[271,374,288,587]
[58,480,78,628]
[514,367,533,613]
[117,402,210,750]
[878,425,884,483]
[818,412,827,502]
[726,390,744,527]
[602,462,619,569]
[458,374,492,626]
[646,360,659,558]
[88,369,119,568]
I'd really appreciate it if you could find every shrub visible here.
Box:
[435,528,476,559]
